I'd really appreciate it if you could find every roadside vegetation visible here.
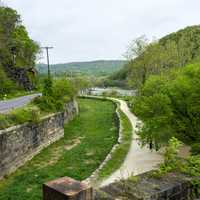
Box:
[148,137,200,194]
[0,78,77,129]
[0,98,118,200]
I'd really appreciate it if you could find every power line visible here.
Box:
[41,46,53,79]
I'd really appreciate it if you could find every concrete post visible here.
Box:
[43,177,93,200]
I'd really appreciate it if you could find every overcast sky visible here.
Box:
[3,0,200,64]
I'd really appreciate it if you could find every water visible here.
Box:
[88,87,136,96]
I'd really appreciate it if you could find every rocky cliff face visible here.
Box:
[5,65,36,90]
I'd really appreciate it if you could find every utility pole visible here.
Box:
[42,47,53,79]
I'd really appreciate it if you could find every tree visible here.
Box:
[133,63,200,149]
[0,6,39,94]
[124,35,149,60]
[0,65,15,97]
[11,25,39,67]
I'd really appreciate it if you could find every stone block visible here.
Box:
[43,177,93,200]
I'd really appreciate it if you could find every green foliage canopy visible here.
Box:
[0,6,39,94]
[133,63,200,149]
[110,26,200,89]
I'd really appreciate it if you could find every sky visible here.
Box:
[3,0,200,64]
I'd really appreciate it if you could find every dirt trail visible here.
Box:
[101,99,163,186]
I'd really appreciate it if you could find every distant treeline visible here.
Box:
[36,60,127,77]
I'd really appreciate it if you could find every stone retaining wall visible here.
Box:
[0,99,78,180]
[43,171,200,200]
[95,171,200,200]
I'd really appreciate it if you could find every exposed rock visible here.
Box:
[4,65,37,90]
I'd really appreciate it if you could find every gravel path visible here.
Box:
[0,93,41,113]
[101,99,163,186]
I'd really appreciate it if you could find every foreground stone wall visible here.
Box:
[43,172,200,200]
[0,99,78,180]
[95,171,200,200]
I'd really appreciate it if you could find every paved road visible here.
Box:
[0,93,41,113]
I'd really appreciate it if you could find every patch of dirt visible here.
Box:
[33,137,84,169]
[26,187,33,193]
[178,145,191,158]
[84,159,95,165]
[86,150,95,157]
[64,138,81,150]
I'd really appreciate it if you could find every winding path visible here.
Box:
[101,98,163,186]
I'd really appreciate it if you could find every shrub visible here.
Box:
[43,78,53,97]
[109,90,119,97]
[29,107,40,123]
[52,79,76,100]
[0,115,11,129]
[0,105,41,129]
[191,143,200,155]
[34,78,77,112]
[152,137,182,177]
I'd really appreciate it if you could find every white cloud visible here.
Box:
[3,0,200,63]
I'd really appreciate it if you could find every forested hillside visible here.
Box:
[37,60,126,76]
[113,25,200,153]
[0,6,39,96]
[109,25,200,88]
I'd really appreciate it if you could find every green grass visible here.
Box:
[0,98,118,200]
[97,109,133,180]
[0,104,42,129]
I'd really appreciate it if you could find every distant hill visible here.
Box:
[36,60,127,76]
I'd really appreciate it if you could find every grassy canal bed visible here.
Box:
[0,98,118,200]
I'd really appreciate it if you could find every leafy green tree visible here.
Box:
[133,63,200,149]
[0,6,39,94]
[0,65,15,97]
[12,25,39,67]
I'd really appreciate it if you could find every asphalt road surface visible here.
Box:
[0,93,41,113]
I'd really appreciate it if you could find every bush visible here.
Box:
[43,78,53,96]
[34,78,77,112]
[0,105,41,129]
[191,143,200,155]
[29,107,40,123]
[152,137,182,177]
[101,90,119,97]
[0,78,77,129]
